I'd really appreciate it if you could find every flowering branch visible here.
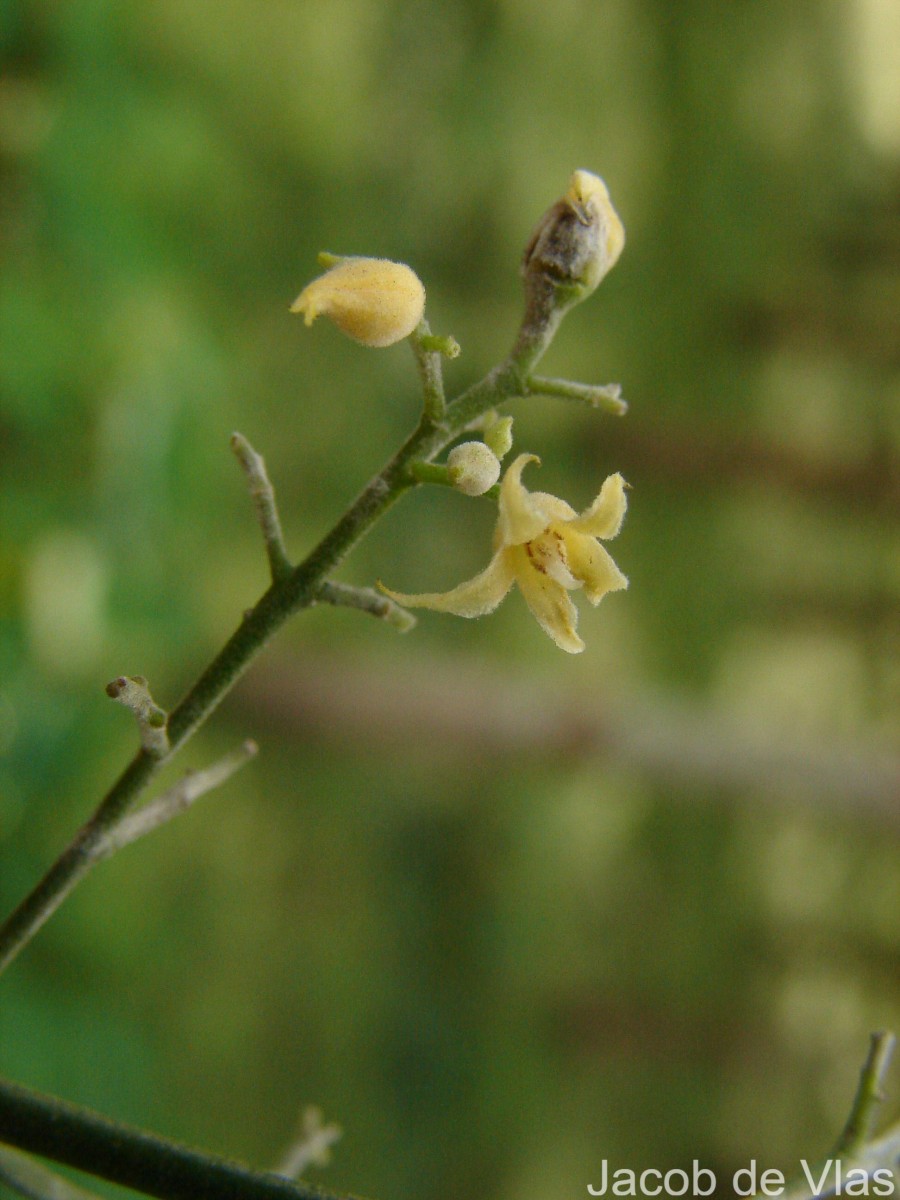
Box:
[0,168,626,978]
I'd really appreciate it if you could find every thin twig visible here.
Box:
[527,374,627,415]
[231,433,293,583]
[832,1032,897,1158]
[775,1034,899,1200]
[273,1108,342,1180]
[96,740,258,858]
[315,582,415,632]
[0,1145,104,1200]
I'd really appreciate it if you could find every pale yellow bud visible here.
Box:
[566,170,625,285]
[291,257,426,348]
[447,442,502,496]
[522,169,624,302]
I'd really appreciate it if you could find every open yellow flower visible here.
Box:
[380,454,628,653]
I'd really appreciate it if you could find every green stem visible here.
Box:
[409,320,448,421]
[527,374,627,416]
[0,1077,351,1200]
[832,1030,896,1157]
[407,460,453,487]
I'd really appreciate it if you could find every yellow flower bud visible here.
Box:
[565,170,625,288]
[291,257,426,348]
[522,169,624,302]
[447,441,502,496]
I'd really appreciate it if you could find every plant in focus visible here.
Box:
[0,169,896,1200]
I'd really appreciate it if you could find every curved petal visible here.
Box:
[497,454,550,546]
[510,546,585,654]
[562,531,628,604]
[566,473,627,539]
[377,549,515,617]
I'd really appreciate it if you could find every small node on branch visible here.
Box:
[105,676,169,757]
[417,332,460,359]
[231,432,293,583]
[409,320,453,421]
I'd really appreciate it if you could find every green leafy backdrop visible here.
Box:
[1,2,898,1198]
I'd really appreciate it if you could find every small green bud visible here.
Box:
[482,414,514,460]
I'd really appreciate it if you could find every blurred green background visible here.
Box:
[1,1,899,1198]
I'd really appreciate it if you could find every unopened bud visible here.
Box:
[483,414,514,460]
[291,257,426,348]
[447,441,502,496]
[522,169,624,303]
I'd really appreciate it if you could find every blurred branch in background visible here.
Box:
[235,651,900,826]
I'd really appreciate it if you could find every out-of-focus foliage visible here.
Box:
[1,2,898,1199]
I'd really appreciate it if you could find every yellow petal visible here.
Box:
[566,473,628,539]
[496,454,548,547]
[562,531,628,604]
[377,549,515,617]
[510,545,585,653]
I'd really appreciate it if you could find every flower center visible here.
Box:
[525,530,578,588]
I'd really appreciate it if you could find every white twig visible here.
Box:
[274,1107,342,1180]
[96,740,258,858]
[0,1145,103,1200]
[316,581,416,632]
[231,432,292,582]
[105,675,169,757]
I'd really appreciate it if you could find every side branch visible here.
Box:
[315,582,415,632]
[832,1032,897,1157]
[232,432,293,582]
[96,740,258,857]
[0,1144,103,1200]
[0,1078,353,1200]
